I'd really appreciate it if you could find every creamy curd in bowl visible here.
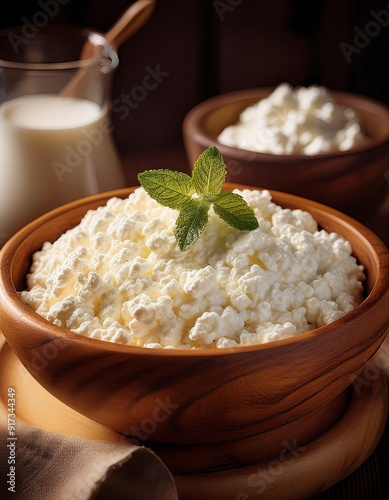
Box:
[217,83,367,155]
[21,187,365,349]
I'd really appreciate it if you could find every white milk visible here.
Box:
[0,94,125,242]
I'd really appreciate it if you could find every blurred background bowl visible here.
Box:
[183,88,389,221]
[0,185,388,462]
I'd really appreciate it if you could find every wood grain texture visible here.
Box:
[183,89,389,221]
[0,186,388,451]
[174,372,388,500]
[0,333,387,499]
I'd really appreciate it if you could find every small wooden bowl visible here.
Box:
[0,185,388,450]
[183,88,389,220]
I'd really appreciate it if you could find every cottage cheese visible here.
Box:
[21,187,365,349]
[217,83,367,155]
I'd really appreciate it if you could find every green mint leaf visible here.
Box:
[192,146,226,196]
[138,169,194,210]
[213,192,259,231]
[175,199,209,251]
[138,147,260,251]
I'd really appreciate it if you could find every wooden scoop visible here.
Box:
[61,0,156,97]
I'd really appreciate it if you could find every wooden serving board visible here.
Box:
[0,334,387,500]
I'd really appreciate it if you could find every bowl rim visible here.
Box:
[183,87,389,161]
[0,185,388,358]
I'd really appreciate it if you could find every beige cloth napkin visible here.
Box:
[0,418,178,500]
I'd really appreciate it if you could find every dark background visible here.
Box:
[1,0,388,184]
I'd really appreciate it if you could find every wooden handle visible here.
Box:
[106,0,156,48]
[60,0,156,97]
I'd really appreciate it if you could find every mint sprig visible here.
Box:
[213,192,259,231]
[137,169,194,209]
[175,199,209,251]
[192,145,226,196]
[138,146,259,251]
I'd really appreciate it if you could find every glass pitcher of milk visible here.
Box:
[0,25,126,246]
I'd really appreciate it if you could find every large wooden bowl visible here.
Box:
[183,89,389,221]
[0,185,388,449]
